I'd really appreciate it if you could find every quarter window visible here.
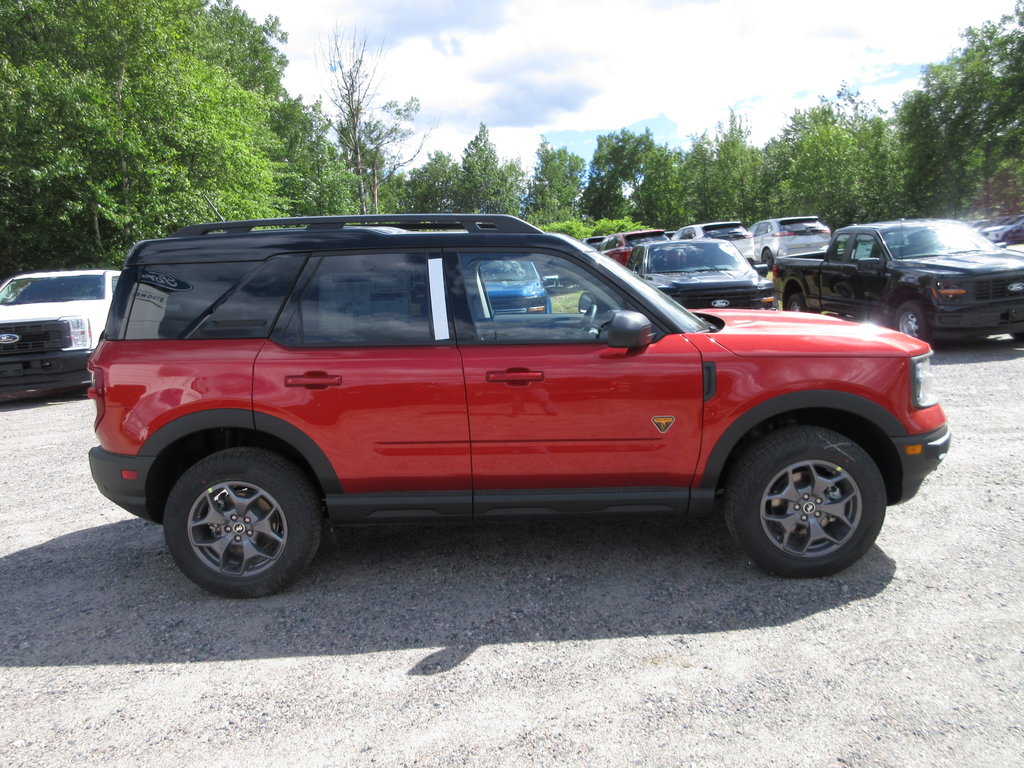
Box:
[284,253,440,346]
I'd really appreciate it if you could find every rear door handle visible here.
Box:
[285,372,343,389]
[486,369,544,385]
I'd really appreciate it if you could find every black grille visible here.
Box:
[0,321,71,355]
[975,275,1024,301]
[671,289,769,310]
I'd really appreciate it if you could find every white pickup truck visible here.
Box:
[0,269,119,399]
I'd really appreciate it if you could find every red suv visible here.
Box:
[597,229,668,265]
[89,214,949,597]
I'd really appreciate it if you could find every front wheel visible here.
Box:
[893,299,930,341]
[164,448,322,598]
[723,426,886,577]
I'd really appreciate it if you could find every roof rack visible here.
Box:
[171,214,543,238]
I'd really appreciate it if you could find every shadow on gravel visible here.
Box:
[0,516,895,672]
[0,390,88,410]
[931,335,1024,364]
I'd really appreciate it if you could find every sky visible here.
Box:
[232,0,1017,170]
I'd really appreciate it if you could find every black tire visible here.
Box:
[892,299,930,341]
[761,248,774,268]
[723,426,886,577]
[164,448,322,598]
[786,291,808,312]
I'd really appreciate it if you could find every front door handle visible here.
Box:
[285,371,343,389]
[486,369,544,385]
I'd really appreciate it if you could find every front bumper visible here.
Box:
[892,425,950,503]
[931,302,1024,338]
[0,348,92,398]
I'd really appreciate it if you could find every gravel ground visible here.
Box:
[1,335,1022,767]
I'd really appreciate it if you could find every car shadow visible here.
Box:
[0,516,895,673]
[931,334,1024,364]
[0,390,89,409]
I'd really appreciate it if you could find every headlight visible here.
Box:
[932,280,967,303]
[911,353,939,409]
[62,316,93,350]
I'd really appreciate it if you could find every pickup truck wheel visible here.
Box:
[164,448,322,598]
[893,300,930,341]
[723,426,886,578]
[786,291,808,312]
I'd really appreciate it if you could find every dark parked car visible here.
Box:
[774,219,1024,341]
[597,229,668,266]
[627,239,775,310]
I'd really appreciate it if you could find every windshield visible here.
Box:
[882,222,997,258]
[479,260,541,282]
[0,275,106,305]
[647,242,752,274]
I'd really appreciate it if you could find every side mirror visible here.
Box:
[607,310,655,349]
[754,263,769,277]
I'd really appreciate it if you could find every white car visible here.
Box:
[750,216,831,265]
[670,221,755,263]
[0,269,119,398]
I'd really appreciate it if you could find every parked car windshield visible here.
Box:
[479,260,541,282]
[556,236,712,334]
[882,222,998,258]
[0,275,106,305]
[647,242,753,274]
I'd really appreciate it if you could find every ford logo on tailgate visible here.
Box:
[0,333,21,344]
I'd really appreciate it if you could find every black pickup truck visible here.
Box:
[773,219,1024,341]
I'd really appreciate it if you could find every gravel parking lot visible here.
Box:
[1,335,1022,767]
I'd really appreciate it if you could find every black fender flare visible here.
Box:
[139,408,341,494]
[699,390,907,490]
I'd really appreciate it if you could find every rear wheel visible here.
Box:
[164,448,322,598]
[761,248,774,267]
[723,426,886,577]
[786,291,808,312]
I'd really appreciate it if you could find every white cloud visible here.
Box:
[234,0,1016,167]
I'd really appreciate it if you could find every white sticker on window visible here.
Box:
[428,258,450,341]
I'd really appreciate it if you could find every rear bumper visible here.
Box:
[89,446,157,521]
[0,349,92,398]
[892,425,950,503]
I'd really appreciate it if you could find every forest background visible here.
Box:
[2,0,1023,276]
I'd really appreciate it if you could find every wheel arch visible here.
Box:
[139,409,337,523]
[700,391,907,508]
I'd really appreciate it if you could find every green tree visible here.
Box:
[0,0,291,275]
[455,124,525,214]
[524,139,586,225]
[402,151,460,212]
[897,2,1024,216]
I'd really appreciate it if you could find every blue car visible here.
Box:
[479,260,552,314]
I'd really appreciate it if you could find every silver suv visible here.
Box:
[670,221,754,262]
[750,217,830,265]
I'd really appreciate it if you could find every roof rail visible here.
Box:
[171,214,543,238]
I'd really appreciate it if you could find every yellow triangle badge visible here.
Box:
[651,416,675,434]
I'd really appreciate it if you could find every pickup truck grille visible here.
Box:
[669,288,771,310]
[0,320,71,355]
[975,275,1024,301]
